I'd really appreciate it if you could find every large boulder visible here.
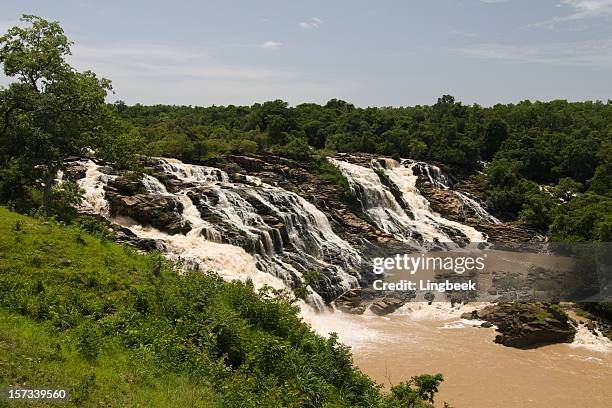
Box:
[462,302,576,348]
[63,162,88,181]
[107,191,190,235]
[335,289,367,314]
[108,175,145,196]
[370,297,405,315]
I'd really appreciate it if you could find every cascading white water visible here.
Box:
[76,157,363,311]
[78,162,118,217]
[384,160,486,243]
[153,158,361,290]
[77,160,285,290]
[570,323,612,353]
[454,191,501,225]
[415,162,450,189]
[329,157,486,246]
[408,161,500,225]
[329,158,429,246]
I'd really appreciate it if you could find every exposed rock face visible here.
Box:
[335,288,414,315]
[370,297,405,315]
[105,177,191,235]
[417,176,539,244]
[462,302,576,348]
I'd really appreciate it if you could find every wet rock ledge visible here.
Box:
[462,302,576,348]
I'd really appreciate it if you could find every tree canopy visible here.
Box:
[0,15,112,213]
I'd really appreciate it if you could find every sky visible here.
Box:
[1,0,612,107]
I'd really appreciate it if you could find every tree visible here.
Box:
[387,374,444,407]
[0,15,112,213]
[482,118,509,160]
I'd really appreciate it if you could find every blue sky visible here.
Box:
[1,0,612,106]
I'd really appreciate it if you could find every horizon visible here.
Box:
[2,0,612,107]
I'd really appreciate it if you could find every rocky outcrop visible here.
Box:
[418,176,541,244]
[335,288,414,315]
[462,302,576,348]
[370,297,405,315]
[105,177,190,235]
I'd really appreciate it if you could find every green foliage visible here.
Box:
[588,162,612,197]
[0,207,444,407]
[482,159,555,229]
[518,191,555,230]
[0,15,112,214]
[554,177,583,201]
[385,374,444,408]
[578,302,612,323]
[550,193,612,242]
[316,156,353,197]
[271,136,312,160]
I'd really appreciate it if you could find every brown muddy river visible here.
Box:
[303,248,612,407]
[306,304,612,408]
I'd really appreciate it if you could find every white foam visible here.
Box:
[569,324,612,353]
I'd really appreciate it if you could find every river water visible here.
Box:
[304,304,612,408]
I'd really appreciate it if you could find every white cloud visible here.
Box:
[44,43,325,105]
[69,44,294,80]
[259,40,282,49]
[451,40,612,66]
[560,0,612,19]
[532,0,612,27]
[299,17,323,29]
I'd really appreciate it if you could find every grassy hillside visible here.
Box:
[0,208,439,407]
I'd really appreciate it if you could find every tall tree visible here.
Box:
[0,15,111,213]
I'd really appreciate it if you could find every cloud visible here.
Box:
[451,40,612,66]
[37,43,316,105]
[259,41,282,49]
[67,44,295,82]
[299,17,323,29]
[560,0,612,19]
[532,0,612,27]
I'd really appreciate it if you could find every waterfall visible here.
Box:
[383,160,486,243]
[76,158,360,306]
[412,162,450,189]
[78,161,118,218]
[454,191,501,225]
[330,157,486,247]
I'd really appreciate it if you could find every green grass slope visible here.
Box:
[0,207,412,407]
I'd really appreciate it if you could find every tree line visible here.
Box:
[0,15,610,241]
